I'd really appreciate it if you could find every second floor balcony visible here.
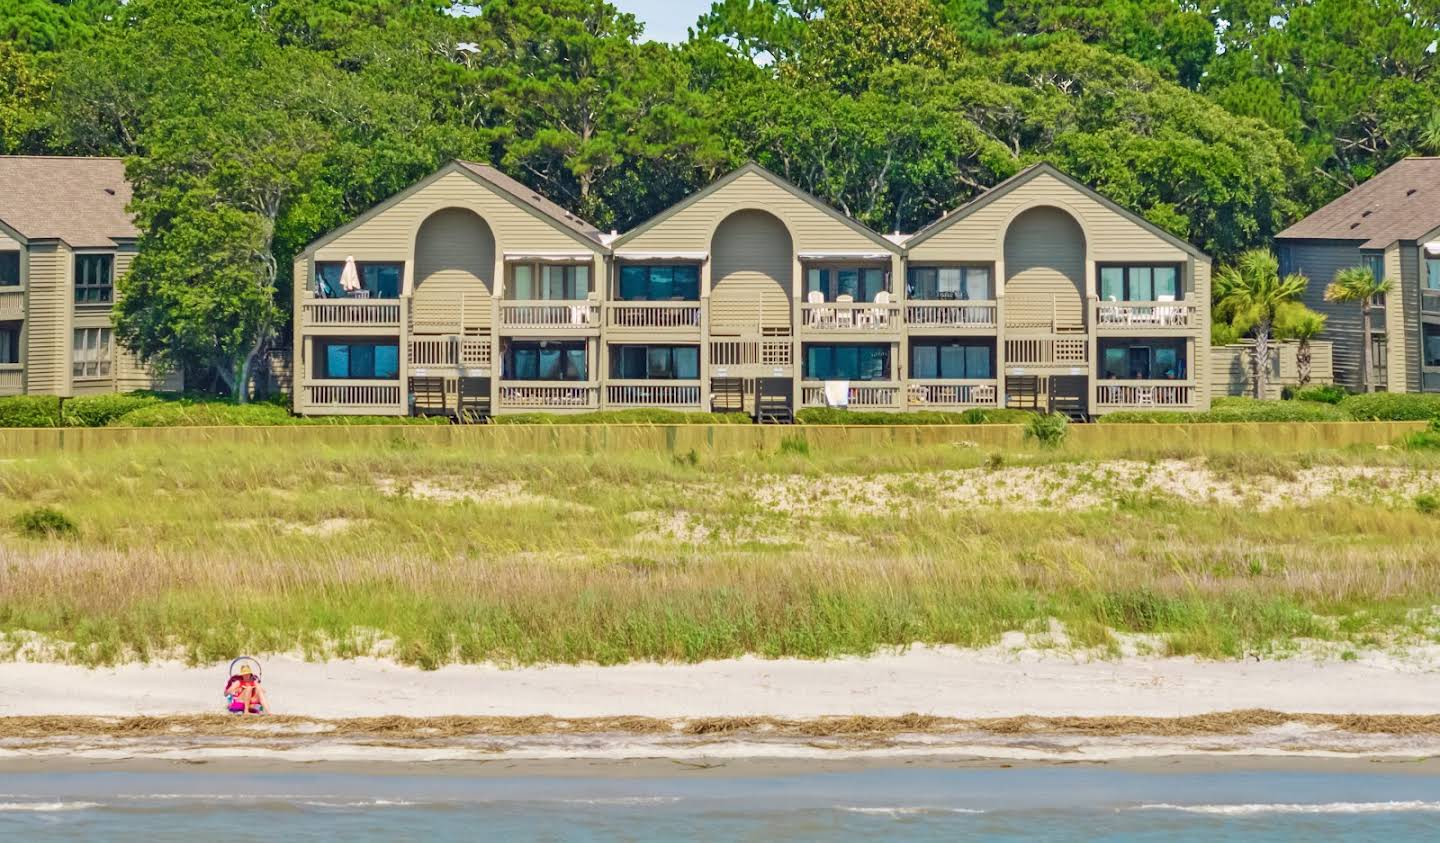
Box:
[500,300,600,330]
[801,297,902,333]
[0,286,23,321]
[301,296,403,330]
[605,300,703,330]
[905,300,998,330]
[1096,299,1195,330]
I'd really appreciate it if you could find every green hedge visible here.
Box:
[109,399,447,427]
[796,407,1037,425]
[60,393,165,427]
[1099,397,1351,424]
[0,396,61,427]
[491,409,754,425]
[1286,384,1349,405]
[1338,393,1440,421]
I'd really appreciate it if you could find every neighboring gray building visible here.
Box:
[1276,157,1440,392]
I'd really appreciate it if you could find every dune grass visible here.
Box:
[2,439,1440,667]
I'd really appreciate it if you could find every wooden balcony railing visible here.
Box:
[605,301,702,329]
[409,336,492,370]
[302,298,402,328]
[0,288,23,321]
[498,382,599,410]
[500,301,599,328]
[0,363,22,396]
[1005,336,1089,365]
[906,379,999,407]
[304,380,402,410]
[801,381,902,409]
[1096,301,1195,329]
[802,302,901,331]
[710,337,794,368]
[1095,382,1195,408]
[905,301,997,329]
[606,381,703,407]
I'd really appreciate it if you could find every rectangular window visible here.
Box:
[1372,333,1388,385]
[504,340,587,381]
[616,264,700,301]
[508,263,589,300]
[910,340,994,379]
[316,340,399,379]
[610,345,700,380]
[808,266,891,302]
[906,266,990,301]
[1426,258,1440,291]
[74,254,113,303]
[72,327,112,378]
[0,251,18,287]
[803,344,890,381]
[1424,324,1440,368]
[1097,265,1183,302]
[315,261,403,299]
[0,326,19,364]
[1098,339,1187,380]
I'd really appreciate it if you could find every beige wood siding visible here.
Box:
[412,207,496,332]
[1388,243,1420,392]
[622,170,883,254]
[908,172,1188,264]
[1210,340,1335,399]
[1002,206,1085,331]
[1193,257,1213,406]
[313,170,599,262]
[0,231,18,249]
[24,242,71,395]
[1288,240,1367,390]
[710,210,793,334]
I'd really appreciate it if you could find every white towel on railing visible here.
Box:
[570,304,588,325]
[824,379,850,408]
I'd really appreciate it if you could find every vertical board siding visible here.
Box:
[24,242,70,395]
[413,207,496,333]
[710,210,793,334]
[1002,206,1086,330]
[622,170,888,254]
[1289,240,1367,390]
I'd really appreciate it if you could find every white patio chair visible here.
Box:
[835,294,855,328]
[806,290,827,328]
[872,290,892,329]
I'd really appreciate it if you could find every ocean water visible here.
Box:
[3,764,1439,840]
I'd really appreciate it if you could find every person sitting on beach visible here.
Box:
[225,665,268,715]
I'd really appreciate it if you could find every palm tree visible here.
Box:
[1214,249,1309,399]
[1274,302,1328,387]
[1324,267,1394,393]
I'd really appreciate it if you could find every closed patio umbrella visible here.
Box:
[340,256,362,293]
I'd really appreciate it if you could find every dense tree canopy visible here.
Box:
[0,0,1435,393]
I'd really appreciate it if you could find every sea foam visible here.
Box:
[1136,801,1440,815]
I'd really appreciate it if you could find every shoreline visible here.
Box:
[2,752,1439,778]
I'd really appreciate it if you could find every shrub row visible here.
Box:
[0,393,446,428]
[1099,397,1352,424]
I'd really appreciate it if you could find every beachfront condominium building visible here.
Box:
[292,160,1213,419]
[1276,157,1440,393]
[0,156,178,397]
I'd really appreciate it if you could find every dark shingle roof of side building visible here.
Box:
[1276,157,1440,248]
[0,156,138,248]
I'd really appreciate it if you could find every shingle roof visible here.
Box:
[455,161,603,243]
[0,156,137,248]
[1276,157,1440,248]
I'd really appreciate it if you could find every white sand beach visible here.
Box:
[3,643,1438,720]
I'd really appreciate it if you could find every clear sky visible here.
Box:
[614,0,714,44]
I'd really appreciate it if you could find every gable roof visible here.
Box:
[613,162,901,253]
[301,160,605,258]
[454,161,603,243]
[1276,157,1440,248]
[904,162,1208,259]
[0,156,138,248]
